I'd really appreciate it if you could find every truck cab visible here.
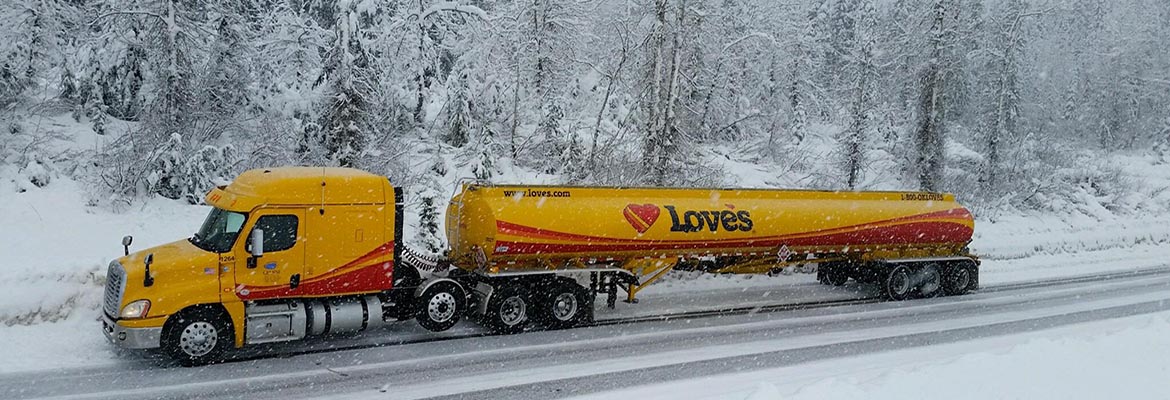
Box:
[102,167,465,365]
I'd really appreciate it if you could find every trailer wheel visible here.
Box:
[943,263,975,296]
[540,280,591,329]
[885,265,913,301]
[162,307,232,367]
[416,281,465,332]
[917,264,943,298]
[824,264,849,286]
[485,284,530,334]
[852,267,882,284]
[699,260,719,273]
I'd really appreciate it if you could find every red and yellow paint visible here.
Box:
[234,241,396,301]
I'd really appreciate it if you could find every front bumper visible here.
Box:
[101,314,162,349]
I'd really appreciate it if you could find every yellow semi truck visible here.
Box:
[102,167,977,365]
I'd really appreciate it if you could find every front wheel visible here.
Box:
[163,308,233,367]
[416,281,465,332]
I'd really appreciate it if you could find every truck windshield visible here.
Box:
[190,208,247,253]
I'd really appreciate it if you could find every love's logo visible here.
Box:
[623,204,660,234]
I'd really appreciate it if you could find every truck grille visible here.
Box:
[103,261,125,318]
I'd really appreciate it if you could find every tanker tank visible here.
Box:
[446,184,973,272]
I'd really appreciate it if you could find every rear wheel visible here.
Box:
[824,264,849,286]
[943,263,976,296]
[698,260,718,273]
[540,280,591,329]
[484,284,530,334]
[163,308,232,367]
[416,281,465,332]
[917,264,943,298]
[885,265,913,301]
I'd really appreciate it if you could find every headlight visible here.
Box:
[120,299,151,319]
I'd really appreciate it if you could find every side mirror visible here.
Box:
[122,235,133,256]
[250,228,264,258]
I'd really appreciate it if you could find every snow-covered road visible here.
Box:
[5,265,1169,400]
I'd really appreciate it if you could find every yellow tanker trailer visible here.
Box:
[446,184,978,332]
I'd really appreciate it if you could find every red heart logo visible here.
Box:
[623,204,660,234]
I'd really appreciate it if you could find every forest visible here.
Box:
[1,0,1168,224]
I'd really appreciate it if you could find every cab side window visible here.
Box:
[248,215,299,252]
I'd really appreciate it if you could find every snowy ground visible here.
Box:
[4,265,1168,399]
[572,310,1170,400]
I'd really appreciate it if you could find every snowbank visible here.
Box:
[0,177,207,326]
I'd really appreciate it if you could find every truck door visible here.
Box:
[233,209,306,301]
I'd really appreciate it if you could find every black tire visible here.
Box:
[825,264,849,286]
[943,262,976,296]
[416,281,465,332]
[699,260,718,273]
[163,307,233,367]
[917,264,944,298]
[885,265,913,301]
[853,267,882,284]
[484,284,530,334]
[540,280,591,329]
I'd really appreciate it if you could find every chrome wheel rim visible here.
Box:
[499,296,526,326]
[180,321,217,357]
[551,292,578,321]
[427,292,457,323]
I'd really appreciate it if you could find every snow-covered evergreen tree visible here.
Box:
[471,126,496,181]
[199,12,252,118]
[839,0,877,190]
[416,156,448,256]
[444,69,472,148]
[316,0,373,167]
[0,0,81,105]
